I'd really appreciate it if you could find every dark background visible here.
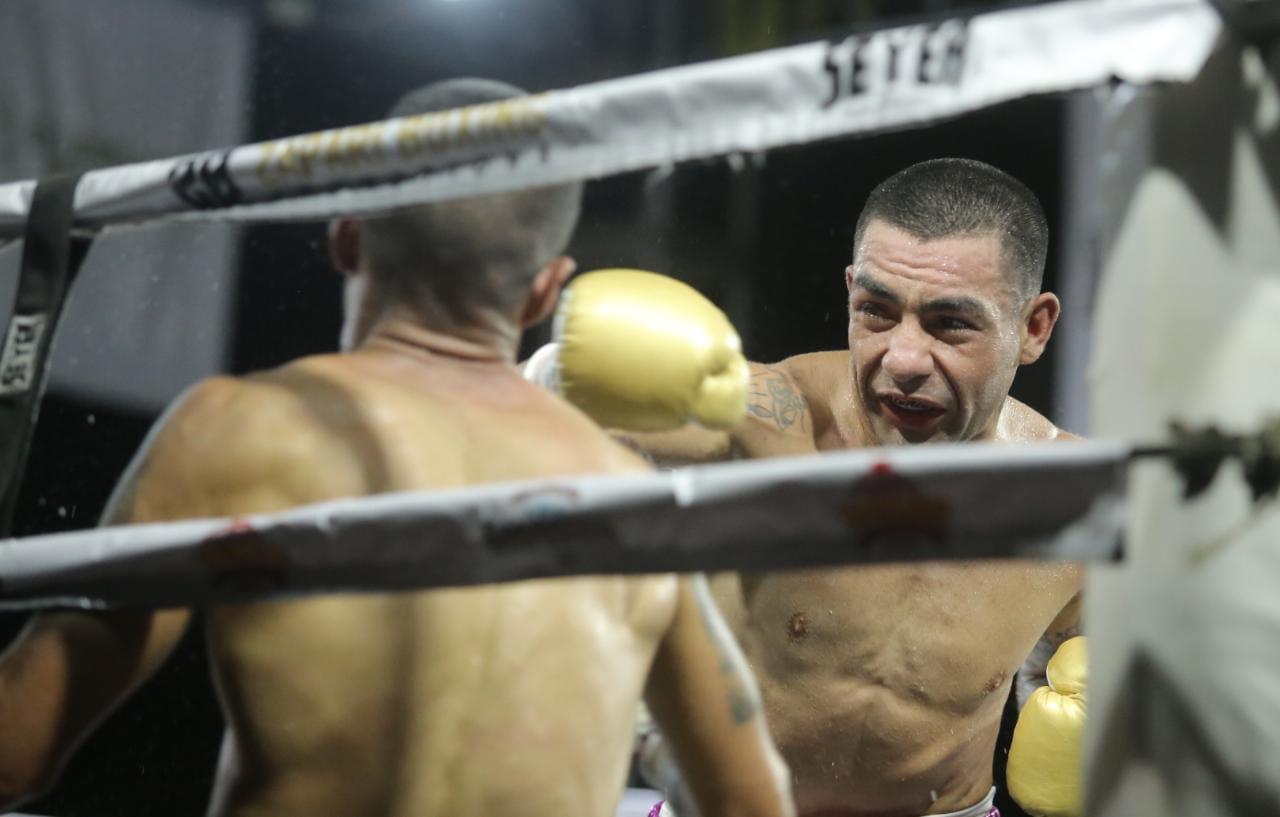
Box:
[4,1,1065,814]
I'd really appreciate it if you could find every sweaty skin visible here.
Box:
[717,355,1081,817]
[0,327,792,817]
[620,222,1082,817]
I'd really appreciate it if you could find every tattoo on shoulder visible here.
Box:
[748,372,808,433]
[694,585,759,725]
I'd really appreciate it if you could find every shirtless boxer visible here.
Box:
[0,80,793,817]
[537,159,1084,817]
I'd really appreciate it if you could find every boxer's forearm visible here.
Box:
[612,425,734,468]
[1017,635,1057,710]
[0,622,59,807]
[1018,594,1084,710]
[643,576,792,817]
[0,613,137,805]
[607,359,816,468]
[1019,627,1083,708]
[638,730,703,817]
[0,606,190,808]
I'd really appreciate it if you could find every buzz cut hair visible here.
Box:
[852,158,1049,303]
[360,78,583,324]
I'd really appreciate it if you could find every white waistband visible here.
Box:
[929,786,997,817]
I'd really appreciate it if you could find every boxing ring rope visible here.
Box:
[1,442,1129,611]
[0,0,1218,240]
[2,421,1276,612]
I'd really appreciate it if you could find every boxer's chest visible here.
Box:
[735,563,1059,713]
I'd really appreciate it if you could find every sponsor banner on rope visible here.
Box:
[0,440,1128,610]
[0,0,1219,238]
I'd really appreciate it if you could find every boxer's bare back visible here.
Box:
[7,328,788,817]
[626,354,1081,817]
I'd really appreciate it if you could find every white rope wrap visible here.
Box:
[0,0,1218,239]
[0,441,1128,611]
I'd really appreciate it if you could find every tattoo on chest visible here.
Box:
[748,374,808,433]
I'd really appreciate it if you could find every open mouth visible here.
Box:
[878,394,946,428]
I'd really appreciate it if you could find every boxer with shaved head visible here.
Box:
[545,159,1086,817]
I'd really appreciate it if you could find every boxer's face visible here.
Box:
[846,220,1023,445]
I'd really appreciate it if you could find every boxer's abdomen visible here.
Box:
[762,671,1000,816]
[725,562,1078,816]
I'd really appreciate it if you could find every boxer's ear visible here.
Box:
[1019,291,1060,365]
[328,218,362,275]
[520,256,577,328]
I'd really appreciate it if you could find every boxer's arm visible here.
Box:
[611,425,733,467]
[643,576,793,817]
[1014,431,1085,708]
[0,607,189,807]
[1017,590,1084,710]
[614,364,814,468]
[0,377,318,808]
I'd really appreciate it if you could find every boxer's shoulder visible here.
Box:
[117,370,346,522]
[242,352,435,433]
[736,357,823,455]
[161,373,295,448]
[998,397,1081,443]
[765,351,848,448]
[772,350,847,396]
[170,360,371,494]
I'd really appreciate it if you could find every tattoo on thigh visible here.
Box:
[748,374,808,433]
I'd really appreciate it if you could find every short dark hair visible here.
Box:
[362,78,583,324]
[852,158,1048,302]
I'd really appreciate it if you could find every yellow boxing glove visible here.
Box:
[536,268,748,432]
[1008,636,1088,817]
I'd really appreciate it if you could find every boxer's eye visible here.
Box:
[933,316,975,333]
[856,302,893,322]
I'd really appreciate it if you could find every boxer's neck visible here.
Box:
[342,275,523,362]
[361,309,519,366]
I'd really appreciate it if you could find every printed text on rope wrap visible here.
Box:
[253,96,547,186]
[823,18,968,107]
[0,314,46,395]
